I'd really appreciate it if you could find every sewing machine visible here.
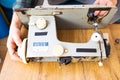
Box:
[16,0,117,66]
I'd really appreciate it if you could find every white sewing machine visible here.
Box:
[16,0,117,66]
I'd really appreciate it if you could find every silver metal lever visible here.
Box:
[42,0,50,7]
[93,22,98,32]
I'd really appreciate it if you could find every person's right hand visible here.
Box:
[7,12,22,62]
[94,0,117,16]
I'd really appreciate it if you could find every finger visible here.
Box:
[7,44,22,62]
[93,0,108,16]
[98,11,108,16]
[11,52,22,62]
[7,36,16,55]
[94,0,106,16]
[106,1,115,7]
[13,32,22,47]
[94,0,107,5]
[7,36,22,61]
[94,10,100,16]
[7,42,22,62]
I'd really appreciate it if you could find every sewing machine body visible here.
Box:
[16,2,117,66]
[27,16,106,60]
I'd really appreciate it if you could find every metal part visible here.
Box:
[93,22,98,31]
[98,41,103,66]
[103,33,110,57]
[115,38,120,44]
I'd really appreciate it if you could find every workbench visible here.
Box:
[0,24,120,80]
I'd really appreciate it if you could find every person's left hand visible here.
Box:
[94,0,117,16]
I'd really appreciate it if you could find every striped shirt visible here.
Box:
[13,0,33,9]
[13,0,95,9]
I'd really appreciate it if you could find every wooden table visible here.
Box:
[0,24,120,80]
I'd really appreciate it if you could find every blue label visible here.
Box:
[33,42,48,47]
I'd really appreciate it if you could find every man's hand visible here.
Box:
[94,0,117,16]
[7,12,22,61]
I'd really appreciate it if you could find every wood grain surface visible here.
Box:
[0,37,7,72]
[110,24,120,63]
[0,24,120,80]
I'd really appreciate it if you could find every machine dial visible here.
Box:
[35,18,47,29]
[53,45,64,56]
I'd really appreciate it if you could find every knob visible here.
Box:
[91,32,102,41]
[17,38,28,64]
[35,18,47,29]
[53,45,64,56]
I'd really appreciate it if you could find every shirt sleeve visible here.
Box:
[13,0,32,10]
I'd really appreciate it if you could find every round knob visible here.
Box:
[17,38,28,64]
[53,45,64,56]
[35,18,47,29]
[91,32,102,41]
